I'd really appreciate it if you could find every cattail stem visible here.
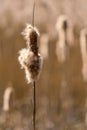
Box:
[33,81,36,130]
[32,0,35,27]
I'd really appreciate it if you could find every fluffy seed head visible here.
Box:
[56,15,68,31]
[22,24,40,55]
[18,48,43,83]
[3,84,14,112]
[55,16,68,63]
[22,24,39,42]
[25,53,43,83]
[18,24,43,84]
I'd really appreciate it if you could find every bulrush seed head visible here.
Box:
[80,28,87,81]
[55,15,68,63]
[56,15,68,31]
[25,54,43,83]
[18,24,43,84]
[22,24,39,48]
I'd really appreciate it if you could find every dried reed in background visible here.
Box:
[40,34,49,59]
[55,15,74,63]
[3,82,14,112]
[80,28,87,81]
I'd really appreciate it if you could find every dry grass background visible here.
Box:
[0,0,87,129]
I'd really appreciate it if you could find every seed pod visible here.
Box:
[22,24,39,49]
[18,24,43,84]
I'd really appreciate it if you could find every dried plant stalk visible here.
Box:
[18,24,43,84]
[18,24,43,130]
[56,15,68,63]
[3,83,14,112]
[55,15,74,63]
[80,28,87,126]
[40,34,49,59]
[33,81,36,130]
[80,28,87,81]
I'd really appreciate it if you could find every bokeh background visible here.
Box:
[0,0,87,129]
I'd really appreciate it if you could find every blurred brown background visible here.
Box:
[0,0,87,130]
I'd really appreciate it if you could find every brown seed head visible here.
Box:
[22,24,39,55]
[18,24,43,84]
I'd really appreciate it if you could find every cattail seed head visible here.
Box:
[18,48,43,83]
[25,54,43,83]
[80,28,87,81]
[56,15,68,31]
[80,28,87,62]
[3,84,14,112]
[56,15,74,63]
[18,24,43,84]
[22,24,39,48]
[56,15,68,63]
